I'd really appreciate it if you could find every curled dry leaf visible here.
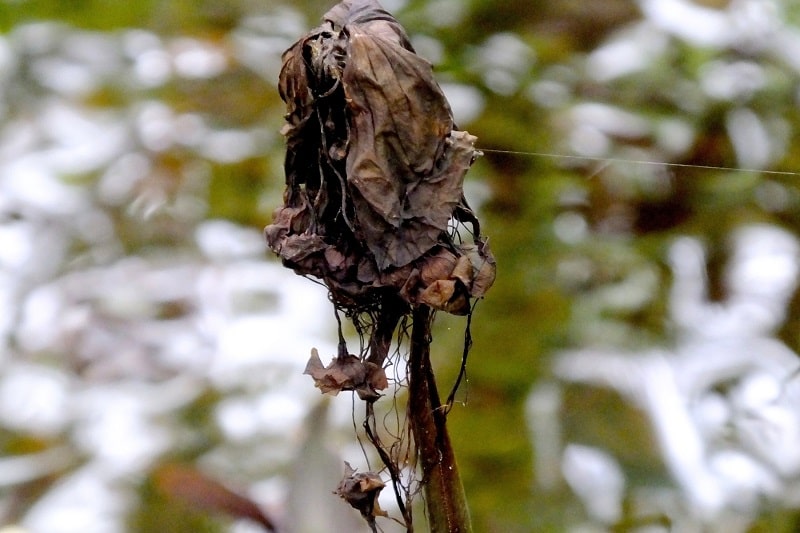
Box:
[265,0,495,315]
[304,348,388,401]
[335,461,388,524]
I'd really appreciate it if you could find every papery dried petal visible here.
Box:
[304,348,388,401]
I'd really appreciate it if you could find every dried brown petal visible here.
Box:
[461,242,497,298]
[450,254,474,287]
[418,279,457,308]
[365,361,389,392]
[324,247,348,272]
[304,348,388,401]
[419,279,470,315]
[418,247,459,286]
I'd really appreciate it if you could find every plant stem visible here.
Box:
[367,293,407,367]
[408,305,472,533]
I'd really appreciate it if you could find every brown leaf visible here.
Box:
[263,203,310,251]
[338,13,476,270]
[155,464,276,531]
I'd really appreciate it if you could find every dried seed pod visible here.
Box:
[335,462,387,525]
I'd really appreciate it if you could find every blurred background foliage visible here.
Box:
[3,0,800,532]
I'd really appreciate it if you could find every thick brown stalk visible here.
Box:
[408,305,472,533]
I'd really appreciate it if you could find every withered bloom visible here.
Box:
[304,347,388,401]
[265,0,495,315]
[335,462,387,527]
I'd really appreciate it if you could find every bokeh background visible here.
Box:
[3,0,800,531]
